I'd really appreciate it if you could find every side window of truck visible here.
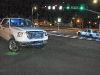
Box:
[1,19,9,27]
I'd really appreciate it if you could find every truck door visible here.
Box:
[0,19,10,40]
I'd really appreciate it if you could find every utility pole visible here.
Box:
[84,9,100,32]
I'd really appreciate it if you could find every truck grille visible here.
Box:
[26,31,44,39]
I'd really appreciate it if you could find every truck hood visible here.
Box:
[11,27,45,32]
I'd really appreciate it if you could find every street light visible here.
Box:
[97,15,100,18]
[93,0,98,4]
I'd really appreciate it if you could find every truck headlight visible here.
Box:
[17,32,27,37]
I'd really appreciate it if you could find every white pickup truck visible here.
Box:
[0,18,48,52]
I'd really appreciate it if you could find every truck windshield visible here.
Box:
[10,19,33,27]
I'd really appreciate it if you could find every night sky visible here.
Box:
[0,0,100,23]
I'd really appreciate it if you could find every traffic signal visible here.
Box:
[44,5,47,8]
[66,5,70,10]
[80,5,85,10]
[55,4,58,7]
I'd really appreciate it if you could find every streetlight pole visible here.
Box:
[58,18,61,30]
[92,0,100,32]
[98,19,100,32]
[32,6,37,23]
[84,8,100,32]
[32,7,33,23]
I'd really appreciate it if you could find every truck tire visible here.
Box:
[8,39,20,52]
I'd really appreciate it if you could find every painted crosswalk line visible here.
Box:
[63,35,71,37]
[78,37,86,39]
[70,36,78,38]
[96,39,100,41]
[48,33,99,41]
[49,34,57,35]
[55,34,64,36]
[87,38,93,40]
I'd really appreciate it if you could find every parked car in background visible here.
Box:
[76,29,100,38]
[39,20,52,27]
[34,19,39,26]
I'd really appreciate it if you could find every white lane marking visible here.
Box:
[87,38,93,40]
[78,37,86,39]
[49,34,57,35]
[49,33,96,41]
[96,39,100,41]
[70,36,78,38]
[55,34,64,36]
[63,35,71,37]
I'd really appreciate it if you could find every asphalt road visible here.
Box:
[0,33,100,75]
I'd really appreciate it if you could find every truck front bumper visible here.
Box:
[19,40,47,47]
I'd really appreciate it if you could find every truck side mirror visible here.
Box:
[3,23,9,28]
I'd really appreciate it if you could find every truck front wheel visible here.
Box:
[8,39,20,52]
